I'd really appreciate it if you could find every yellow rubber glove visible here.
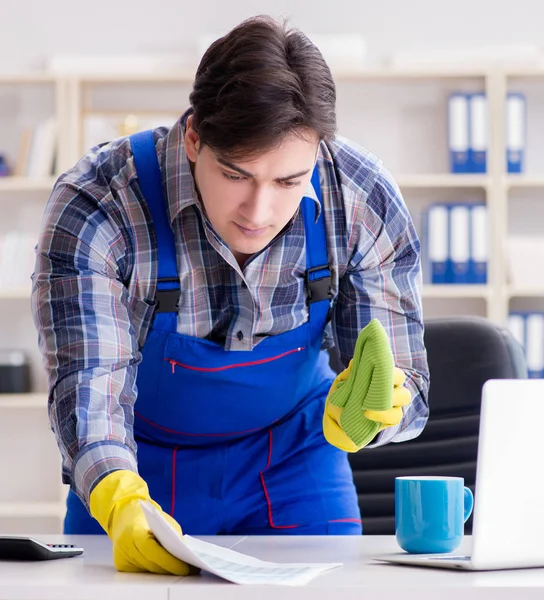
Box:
[365,367,412,430]
[89,469,193,575]
[323,366,412,452]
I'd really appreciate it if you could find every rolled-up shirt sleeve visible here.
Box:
[333,167,430,447]
[31,182,141,508]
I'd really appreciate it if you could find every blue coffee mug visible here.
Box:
[395,476,474,554]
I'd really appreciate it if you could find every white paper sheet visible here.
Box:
[140,501,342,585]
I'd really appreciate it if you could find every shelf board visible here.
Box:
[82,109,180,117]
[505,175,544,189]
[73,67,489,84]
[506,68,544,79]
[0,288,31,300]
[0,177,56,192]
[0,502,64,518]
[334,67,488,80]
[77,71,197,84]
[507,288,544,299]
[0,74,55,84]
[0,394,47,409]
[396,174,490,189]
[422,284,490,299]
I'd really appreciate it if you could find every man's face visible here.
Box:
[185,117,319,264]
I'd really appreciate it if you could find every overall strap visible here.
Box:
[131,134,330,317]
[301,167,333,316]
[130,130,180,313]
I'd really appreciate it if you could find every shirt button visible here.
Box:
[237,331,244,341]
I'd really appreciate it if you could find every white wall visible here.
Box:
[2,0,542,71]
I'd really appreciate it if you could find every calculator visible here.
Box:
[0,537,84,561]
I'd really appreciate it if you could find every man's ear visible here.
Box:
[184,115,200,161]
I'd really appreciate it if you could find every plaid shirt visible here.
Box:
[32,110,429,506]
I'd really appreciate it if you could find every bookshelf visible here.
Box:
[396,174,490,189]
[422,285,490,299]
[0,177,57,192]
[0,74,69,534]
[0,394,67,532]
[508,287,544,299]
[1,65,541,532]
[504,69,544,339]
[505,175,544,189]
[0,74,55,85]
[0,289,31,300]
[0,393,48,409]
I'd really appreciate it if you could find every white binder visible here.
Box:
[468,93,488,173]
[448,94,470,173]
[508,313,525,351]
[506,93,526,173]
[470,204,488,283]
[526,313,544,378]
[427,204,449,284]
[449,204,470,283]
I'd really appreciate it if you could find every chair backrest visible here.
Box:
[345,316,528,535]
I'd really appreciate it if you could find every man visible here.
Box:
[32,15,429,575]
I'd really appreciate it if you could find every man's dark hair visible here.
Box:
[189,15,337,160]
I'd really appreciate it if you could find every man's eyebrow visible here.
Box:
[275,169,311,182]
[217,157,311,182]
[217,158,254,178]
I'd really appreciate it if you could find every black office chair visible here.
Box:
[339,316,528,535]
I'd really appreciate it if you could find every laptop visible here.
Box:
[374,378,544,571]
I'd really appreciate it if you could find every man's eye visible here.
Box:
[223,172,245,182]
[279,180,300,189]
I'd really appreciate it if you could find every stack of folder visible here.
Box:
[448,92,526,173]
[425,203,487,284]
[508,313,544,378]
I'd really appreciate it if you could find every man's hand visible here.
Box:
[323,365,412,452]
[89,470,194,574]
[364,367,412,431]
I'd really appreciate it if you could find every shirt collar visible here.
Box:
[162,108,322,224]
[162,109,201,224]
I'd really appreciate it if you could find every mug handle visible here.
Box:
[463,486,474,522]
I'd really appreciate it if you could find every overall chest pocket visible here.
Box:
[135,324,310,443]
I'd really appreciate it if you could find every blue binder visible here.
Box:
[449,204,470,284]
[448,94,470,173]
[525,312,544,379]
[508,313,525,349]
[426,204,450,284]
[507,92,526,174]
[469,204,487,284]
[468,93,487,173]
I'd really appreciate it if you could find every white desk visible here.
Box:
[2,535,544,600]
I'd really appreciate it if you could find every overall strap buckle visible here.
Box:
[155,278,180,313]
[305,264,333,305]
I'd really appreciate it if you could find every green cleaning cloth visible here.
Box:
[328,318,394,447]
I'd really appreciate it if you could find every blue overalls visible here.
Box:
[64,131,362,535]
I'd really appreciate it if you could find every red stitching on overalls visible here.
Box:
[259,429,299,529]
[134,410,272,437]
[171,447,178,517]
[167,346,305,373]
